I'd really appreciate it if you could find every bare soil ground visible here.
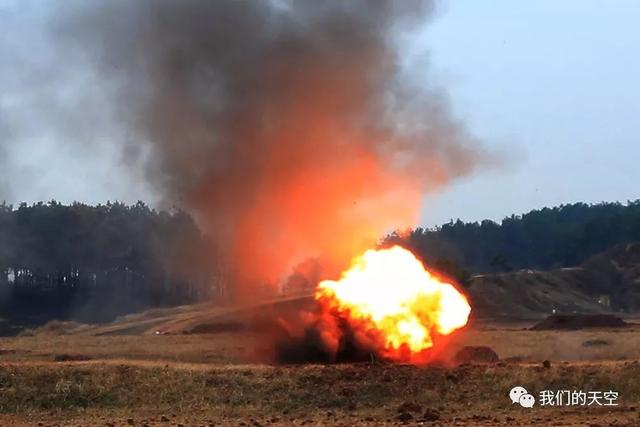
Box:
[2,318,640,427]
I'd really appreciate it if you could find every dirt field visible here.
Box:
[2,321,640,427]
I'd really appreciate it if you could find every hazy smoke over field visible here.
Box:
[59,0,492,300]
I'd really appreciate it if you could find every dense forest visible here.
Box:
[386,200,640,282]
[2,199,640,332]
[0,201,216,332]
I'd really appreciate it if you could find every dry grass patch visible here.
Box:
[2,327,640,426]
[1,362,639,417]
[449,326,640,361]
[0,333,255,364]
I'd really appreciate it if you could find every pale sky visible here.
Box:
[418,0,640,226]
[1,1,639,227]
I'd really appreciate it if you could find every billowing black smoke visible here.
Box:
[57,0,494,301]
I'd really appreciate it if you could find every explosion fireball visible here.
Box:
[315,246,470,361]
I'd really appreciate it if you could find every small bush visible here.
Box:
[53,354,93,362]
[582,339,610,347]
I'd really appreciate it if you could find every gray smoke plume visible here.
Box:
[54,0,493,301]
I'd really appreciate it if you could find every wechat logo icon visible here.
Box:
[509,386,535,408]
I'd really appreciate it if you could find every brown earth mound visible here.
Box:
[188,321,245,334]
[453,346,499,364]
[530,314,627,330]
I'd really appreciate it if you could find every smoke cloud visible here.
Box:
[57,0,493,300]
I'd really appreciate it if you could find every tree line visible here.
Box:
[2,199,640,332]
[386,200,640,284]
[0,201,217,332]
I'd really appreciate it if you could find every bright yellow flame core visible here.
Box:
[316,246,471,353]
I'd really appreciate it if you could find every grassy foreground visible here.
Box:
[2,324,640,426]
[1,359,640,426]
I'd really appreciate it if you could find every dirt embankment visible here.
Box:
[467,242,640,320]
[531,314,628,330]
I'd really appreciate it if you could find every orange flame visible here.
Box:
[315,246,470,360]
